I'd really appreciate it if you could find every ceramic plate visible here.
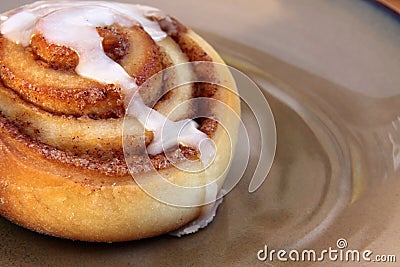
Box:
[0,0,399,266]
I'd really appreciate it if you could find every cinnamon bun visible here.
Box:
[0,1,240,242]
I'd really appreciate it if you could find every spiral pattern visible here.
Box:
[0,1,241,241]
[336,238,348,249]
[0,2,229,176]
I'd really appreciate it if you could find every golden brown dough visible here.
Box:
[0,2,240,242]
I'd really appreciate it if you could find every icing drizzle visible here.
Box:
[0,1,215,164]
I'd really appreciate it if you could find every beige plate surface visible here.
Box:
[0,0,400,266]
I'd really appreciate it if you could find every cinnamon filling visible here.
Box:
[31,26,130,71]
[0,113,215,177]
[0,24,163,118]
[0,14,220,176]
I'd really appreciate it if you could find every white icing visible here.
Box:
[170,188,224,237]
[0,1,167,44]
[0,1,215,163]
[35,6,136,88]
[0,11,37,46]
[127,94,215,164]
